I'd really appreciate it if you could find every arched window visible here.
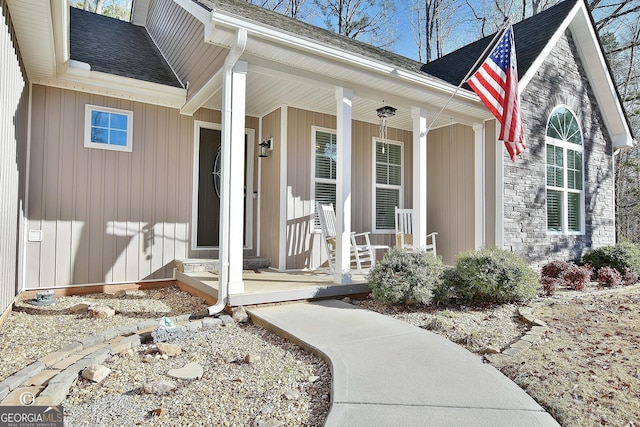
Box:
[546,106,584,233]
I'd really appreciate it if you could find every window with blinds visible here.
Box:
[313,129,337,227]
[545,106,584,234]
[374,140,402,231]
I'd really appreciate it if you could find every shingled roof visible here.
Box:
[197,0,425,74]
[421,0,579,87]
[69,7,183,88]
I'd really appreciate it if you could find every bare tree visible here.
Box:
[409,0,461,62]
[313,0,395,43]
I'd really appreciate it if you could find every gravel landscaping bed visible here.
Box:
[0,287,330,426]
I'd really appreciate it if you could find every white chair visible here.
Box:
[395,207,438,257]
[316,202,375,271]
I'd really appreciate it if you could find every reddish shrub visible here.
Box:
[598,266,623,288]
[561,263,592,291]
[540,276,559,296]
[541,260,571,279]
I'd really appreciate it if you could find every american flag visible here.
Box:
[468,26,526,162]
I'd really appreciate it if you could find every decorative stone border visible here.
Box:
[497,306,548,357]
[0,314,234,406]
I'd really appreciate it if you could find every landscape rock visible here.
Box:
[167,362,203,380]
[89,306,115,319]
[119,348,135,358]
[232,306,249,323]
[157,343,182,356]
[143,380,177,395]
[244,354,260,364]
[115,289,146,298]
[69,303,90,314]
[308,375,320,383]
[82,364,111,383]
[283,389,301,400]
[478,347,501,355]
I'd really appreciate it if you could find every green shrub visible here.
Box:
[431,267,459,306]
[582,241,640,276]
[447,247,539,304]
[367,247,446,305]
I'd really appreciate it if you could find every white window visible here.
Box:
[84,105,133,152]
[374,139,403,231]
[312,127,337,227]
[546,106,584,234]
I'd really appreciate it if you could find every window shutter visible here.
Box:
[546,144,563,187]
[567,150,582,190]
[374,141,402,231]
[376,188,399,230]
[313,130,337,227]
[315,131,337,180]
[547,190,562,232]
[567,192,581,232]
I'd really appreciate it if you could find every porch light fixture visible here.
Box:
[258,138,273,158]
[377,103,396,152]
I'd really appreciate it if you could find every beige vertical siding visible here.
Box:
[145,0,228,97]
[259,108,282,268]
[283,107,412,270]
[26,86,257,288]
[428,124,475,265]
[0,0,28,313]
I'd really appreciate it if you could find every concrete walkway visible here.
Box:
[248,299,560,427]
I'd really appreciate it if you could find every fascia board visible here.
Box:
[51,0,69,70]
[520,2,632,149]
[570,6,633,148]
[35,68,187,109]
[173,0,216,42]
[209,10,479,104]
[518,2,580,92]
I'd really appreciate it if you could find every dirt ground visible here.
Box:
[489,284,640,427]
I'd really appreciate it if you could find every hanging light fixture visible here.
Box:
[377,103,396,153]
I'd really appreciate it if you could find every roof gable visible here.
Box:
[420,0,578,86]
[70,7,182,88]
[421,0,633,148]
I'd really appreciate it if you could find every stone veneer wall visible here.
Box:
[503,29,615,268]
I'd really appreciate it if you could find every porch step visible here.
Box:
[175,257,270,273]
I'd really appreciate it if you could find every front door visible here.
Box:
[195,124,252,248]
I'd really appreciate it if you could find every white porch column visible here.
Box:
[473,124,485,249]
[411,107,428,248]
[334,87,353,284]
[495,120,505,248]
[227,60,247,294]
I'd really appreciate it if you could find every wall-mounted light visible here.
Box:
[258,138,273,158]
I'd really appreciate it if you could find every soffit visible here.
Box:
[203,35,490,130]
[6,0,57,81]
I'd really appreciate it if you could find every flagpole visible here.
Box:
[428,19,511,129]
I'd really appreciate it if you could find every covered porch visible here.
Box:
[175,262,369,307]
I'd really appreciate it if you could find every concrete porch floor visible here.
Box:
[175,269,371,306]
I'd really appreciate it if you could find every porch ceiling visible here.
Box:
[202,24,491,130]
[203,58,489,131]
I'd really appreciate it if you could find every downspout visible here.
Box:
[206,28,247,316]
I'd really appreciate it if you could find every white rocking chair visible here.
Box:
[395,207,438,257]
[316,202,375,271]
